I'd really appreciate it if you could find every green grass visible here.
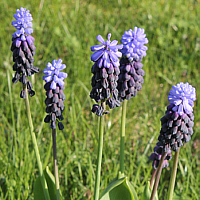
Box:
[0,0,200,199]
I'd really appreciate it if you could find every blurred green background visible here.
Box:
[0,0,200,199]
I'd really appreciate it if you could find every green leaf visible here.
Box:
[34,166,62,200]
[34,175,47,200]
[141,181,158,200]
[99,177,138,200]
[126,180,139,200]
[44,166,58,200]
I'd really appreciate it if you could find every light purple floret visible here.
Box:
[121,27,148,61]
[11,7,33,41]
[168,82,196,116]
[43,59,68,90]
[91,33,123,68]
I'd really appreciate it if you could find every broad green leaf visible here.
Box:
[99,177,139,200]
[126,180,139,200]
[141,181,158,200]
[34,175,48,200]
[44,166,57,200]
[34,166,62,200]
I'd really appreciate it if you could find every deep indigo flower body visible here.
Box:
[90,34,122,115]
[11,7,38,98]
[118,27,148,101]
[150,145,172,169]
[158,82,196,152]
[43,59,67,130]
[118,57,145,101]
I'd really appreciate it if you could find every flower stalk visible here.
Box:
[52,129,61,200]
[150,152,167,200]
[119,100,127,177]
[24,85,50,200]
[150,169,157,189]
[7,70,17,152]
[94,101,105,200]
[167,148,180,200]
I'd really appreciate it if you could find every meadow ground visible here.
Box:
[0,0,200,199]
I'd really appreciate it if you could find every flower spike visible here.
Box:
[43,59,68,130]
[118,27,148,101]
[90,33,122,113]
[158,82,196,152]
[11,7,39,98]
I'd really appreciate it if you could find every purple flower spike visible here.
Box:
[44,61,67,130]
[11,7,33,41]
[158,82,196,152]
[91,33,123,68]
[11,8,38,98]
[121,27,148,61]
[90,33,122,113]
[168,82,196,116]
[43,59,68,90]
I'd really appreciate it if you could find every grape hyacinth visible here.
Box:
[158,82,196,152]
[90,33,123,115]
[11,7,39,98]
[150,145,172,169]
[118,27,148,101]
[43,59,68,130]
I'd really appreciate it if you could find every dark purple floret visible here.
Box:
[158,104,195,152]
[149,145,172,169]
[58,122,64,130]
[44,82,65,130]
[118,57,144,101]
[11,36,38,98]
[90,62,121,113]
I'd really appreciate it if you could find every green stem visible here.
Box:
[167,148,180,200]
[150,152,167,200]
[24,85,50,200]
[94,102,105,200]
[119,100,127,177]
[7,70,17,156]
[52,129,61,200]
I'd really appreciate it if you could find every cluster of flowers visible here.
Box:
[118,28,148,101]
[11,7,39,98]
[43,59,68,130]
[157,82,196,152]
[11,8,68,130]
[11,8,197,161]
[90,28,149,115]
[150,82,196,168]
[90,34,123,116]
[149,145,172,169]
